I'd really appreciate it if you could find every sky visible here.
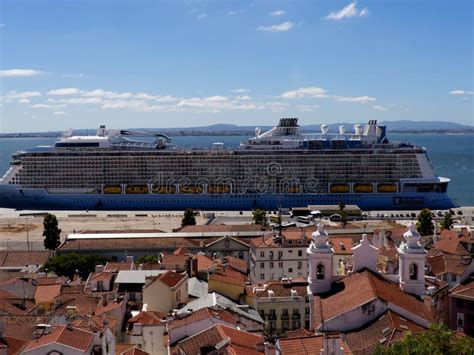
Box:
[0,0,473,133]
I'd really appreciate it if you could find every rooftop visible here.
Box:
[168,307,236,331]
[115,270,167,284]
[177,324,263,355]
[104,261,135,271]
[449,277,474,300]
[128,311,166,326]
[23,325,94,352]
[34,284,62,303]
[278,335,324,354]
[209,266,247,287]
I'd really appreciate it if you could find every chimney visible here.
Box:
[95,264,105,273]
[126,255,134,263]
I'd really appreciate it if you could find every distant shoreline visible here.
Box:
[1,129,473,138]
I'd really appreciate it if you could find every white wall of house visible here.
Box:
[22,342,93,355]
[143,277,188,313]
[127,324,167,355]
[250,246,309,282]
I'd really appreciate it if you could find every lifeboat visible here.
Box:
[208,185,231,194]
[330,184,350,193]
[103,185,122,194]
[377,183,398,193]
[354,184,373,193]
[152,185,176,194]
[180,185,203,194]
[285,186,301,193]
[125,185,149,194]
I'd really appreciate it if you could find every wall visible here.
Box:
[169,318,236,345]
[208,279,243,301]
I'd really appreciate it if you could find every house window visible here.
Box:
[298,250,303,257]
[260,251,265,258]
[270,262,274,268]
[288,240,293,245]
[451,274,457,282]
[282,308,289,316]
[97,280,104,291]
[305,307,310,314]
[282,320,289,331]
[409,263,418,280]
[269,251,274,259]
[288,268,293,273]
[316,263,325,280]
[292,320,301,329]
[238,251,244,259]
[260,262,265,268]
[260,273,265,280]
[298,261,303,270]
[279,262,283,268]
[259,310,265,319]
[278,251,283,258]
[457,313,464,327]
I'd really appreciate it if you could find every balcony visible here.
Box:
[267,314,277,321]
[281,314,289,320]
[291,314,301,320]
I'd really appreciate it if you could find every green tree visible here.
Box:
[43,213,62,251]
[375,323,474,355]
[440,212,453,230]
[136,255,158,264]
[252,209,268,226]
[416,209,434,236]
[43,253,108,279]
[181,208,197,227]
[338,201,348,228]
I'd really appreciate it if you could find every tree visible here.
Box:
[43,213,61,251]
[181,208,196,227]
[416,209,434,236]
[136,255,158,264]
[374,323,474,355]
[252,209,267,226]
[338,201,348,228]
[440,212,453,230]
[43,253,108,279]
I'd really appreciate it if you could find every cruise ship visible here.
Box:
[0,119,456,210]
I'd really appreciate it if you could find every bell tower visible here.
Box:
[398,223,426,296]
[308,223,333,294]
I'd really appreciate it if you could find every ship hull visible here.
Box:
[0,185,457,211]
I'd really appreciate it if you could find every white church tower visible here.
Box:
[308,223,333,294]
[398,223,426,296]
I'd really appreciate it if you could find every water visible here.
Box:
[0,134,472,206]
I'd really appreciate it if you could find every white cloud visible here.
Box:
[235,95,251,101]
[53,111,66,115]
[1,90,41,103]
[0,69,44,77]
[197,13,207,20]
[281,87,328,99]
[325,2,368,21]
[335,95,376,104]
[227,10,242,16]
[257,21,294,32]
[373,105,388,112]
[155,95,181,103]
[232,88,250,93]
[49,97,103,105]
[297,105,320,112]
[449,89,474,96]
[270,10,285,17]
[47,88,82,96]
[18,98,31,104]
[32,103,66,109]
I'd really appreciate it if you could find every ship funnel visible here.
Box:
[255,127,261,137]
[97,125,106,136]
[354,124,363,135]
[321,125,329,134]
[339,126,346,135]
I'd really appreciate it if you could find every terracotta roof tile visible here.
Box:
[122,347,149,355]
[428,254,471,276]
[177,225,264,233]
[314,269,432,326]
[278,335,324,354]
[35,276,64,285]
[251,280,308,298]
[116,343,137,354]
[128,311,166,326]
[284,328,314,338]
[209,266,247,287]
[434,229,472,255]
[0,251,51,267]
[344,310,425,354]
[104,261,135,271]
[168,307,236,330]
[177,324,263,355]
[90,271,115,281]
[23,325,94,352]
[3,324,37,341]
[59,237,202,251]
[139,262,161,270]
[450,277,474,300]
[330,237,354,255]
[158,271,187,288]
[173,247,190,255]
[195,254,216,271]
[34,284,62,303]
[3,336,28,355]
[94,300,124,316]
[160,254,188,268]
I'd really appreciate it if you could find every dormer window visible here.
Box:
[409,263,418,280]
[316,263,325,280]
